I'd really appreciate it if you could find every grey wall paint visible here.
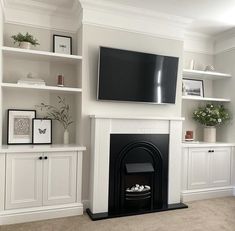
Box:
[214,49,235,142]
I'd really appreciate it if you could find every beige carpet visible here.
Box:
[1,197,235,231]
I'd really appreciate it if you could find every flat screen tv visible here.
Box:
[98,47,179,104]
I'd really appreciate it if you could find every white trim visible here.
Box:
[90,115,184,121]
[181,186,234,202]
[0,203,83,225]
[80,0,192,41]
[182,142,235,148]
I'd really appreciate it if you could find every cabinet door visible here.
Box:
[188,148,210,190]
[6,153,43,209]
[210,147,231,187]
[43,152,77,206]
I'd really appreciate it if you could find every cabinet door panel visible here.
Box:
[6,153,43,209]
[43,152,77,206]
[188,148,210,190]
[210,147,231,187]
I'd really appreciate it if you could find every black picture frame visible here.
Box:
[53,34,72,55]
[7,109,36,145]
[182,78,204,97]
[32,118,52,145]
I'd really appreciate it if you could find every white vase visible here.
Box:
[204,126,216,143]
[63,129,69,145]
[20,42,31,49]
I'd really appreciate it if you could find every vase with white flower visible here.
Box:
[193,104,230,142]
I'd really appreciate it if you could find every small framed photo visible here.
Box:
[32,119,52,145]
[182,78,204,97]
[53,35,72,55]
[7,109,36,144]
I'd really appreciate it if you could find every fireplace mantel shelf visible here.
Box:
[90,115,185,121]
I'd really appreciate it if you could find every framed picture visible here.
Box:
[182,78,204,97]
[7,109,36,144]
[53,35,72,55]
[32,119,52,145]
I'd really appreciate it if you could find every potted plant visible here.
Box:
[36,96,73,144]
[11,32,40,49]
[193,104,230,142]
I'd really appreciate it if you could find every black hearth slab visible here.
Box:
[86,203,188,221]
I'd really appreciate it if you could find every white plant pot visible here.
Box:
[63,129,69,145]
[20,42,31,49]
[204,126,216,143]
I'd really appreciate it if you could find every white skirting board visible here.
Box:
[181,187,234,202]
[0,203,83,225]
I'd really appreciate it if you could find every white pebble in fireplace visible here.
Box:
[88,115,186,219]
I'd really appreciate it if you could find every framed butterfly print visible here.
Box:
[32,119,52,144]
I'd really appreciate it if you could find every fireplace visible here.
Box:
[87,115,188,220]
[109,134,169,215]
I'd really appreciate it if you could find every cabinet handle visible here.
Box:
[44,156,48,160]
[208,150,211,153]
[211,150,214,153]
[39,156,43,160]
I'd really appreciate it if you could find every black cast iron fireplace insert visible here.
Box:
[87,134,188,220]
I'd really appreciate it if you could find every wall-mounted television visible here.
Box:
[97,47,179,104]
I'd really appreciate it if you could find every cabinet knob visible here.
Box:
[211,150,214,153]
[208,150,211,153]
[44,156,48,160]
[39,156,43,160]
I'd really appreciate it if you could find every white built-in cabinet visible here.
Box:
[6,151,77,210]
[0,146,85,225]
[182,145,234,202]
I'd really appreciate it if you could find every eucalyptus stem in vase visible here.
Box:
[36,96,73,144]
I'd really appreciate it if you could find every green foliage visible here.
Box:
[11,32,40,46]
[193,104,230,127]
[36,96,73,130]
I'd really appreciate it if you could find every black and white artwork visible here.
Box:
[7,109,36,144]
[53,35,72,55]
[33,119,52,144]
[183,79,204,97]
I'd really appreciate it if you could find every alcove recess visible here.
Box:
[182,52,232,142]
[0,23,83,145]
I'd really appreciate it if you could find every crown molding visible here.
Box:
[1,0,81,33]
[214,28,235,54]
[79,0,192,41]
[183,31,215,55]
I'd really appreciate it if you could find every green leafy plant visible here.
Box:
[36,96,73,130]
[193,104,230,127]
[11,32,40,46]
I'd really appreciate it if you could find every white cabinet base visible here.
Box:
[181,186,234,202]
[0,203,83,225]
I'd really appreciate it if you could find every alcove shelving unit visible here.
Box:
[182,69,232,102]
[0,24,83,145]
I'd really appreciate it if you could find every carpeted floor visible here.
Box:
[0,197,235,231]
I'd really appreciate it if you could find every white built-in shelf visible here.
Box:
[0,144,86,153]
[1,83,82,93]
[1,46,82,64]
[183,69,232,80]
[182,142,235,147]
[182,96,230,102]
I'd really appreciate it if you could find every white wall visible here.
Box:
[80,24,184,200]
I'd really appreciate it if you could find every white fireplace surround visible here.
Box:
[89,115,184,214]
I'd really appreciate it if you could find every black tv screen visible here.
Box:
[98,47,179,104]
